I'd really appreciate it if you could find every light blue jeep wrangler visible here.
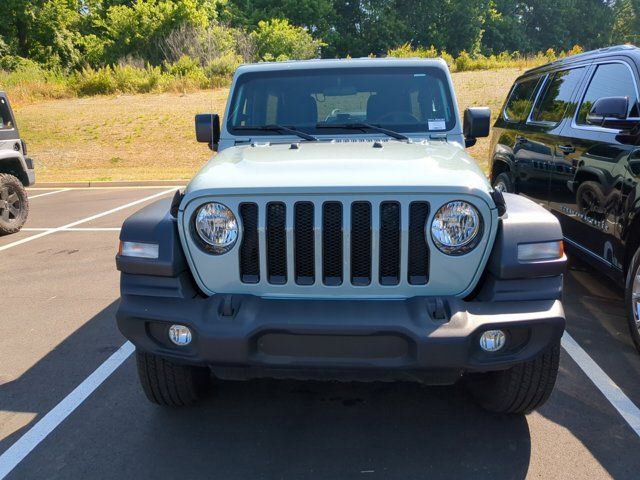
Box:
[116,59,566,414]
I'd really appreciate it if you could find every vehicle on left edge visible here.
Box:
[0,91,34,235]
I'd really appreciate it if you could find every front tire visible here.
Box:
[492,172,513,193]
[465,342,560,414]
[624,246,640,353]
[136,351,212,407]
[0,173,29,235]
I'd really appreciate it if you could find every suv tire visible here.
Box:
[576,181,605,219]
[0,173,29,235]
[492,172,513,193]
[136,350,212,407]
[465,342,560,414]
[624,246,640,353]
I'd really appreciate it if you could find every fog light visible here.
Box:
[168,324,192,346]
[480,330,506,352]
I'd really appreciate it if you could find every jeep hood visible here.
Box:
[185,141,491,199]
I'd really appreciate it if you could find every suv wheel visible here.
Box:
[136,350,212,406]
[465,342,560,414]
[492,172,513,193]
[625,246,640,353]
[0,173,29,235]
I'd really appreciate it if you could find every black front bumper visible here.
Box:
[116,273,565,384]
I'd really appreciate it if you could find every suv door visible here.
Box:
[491,76,542,194]
[551,61,640,272]
[515,67,587,207]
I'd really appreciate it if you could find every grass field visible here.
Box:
[13,67,525,183]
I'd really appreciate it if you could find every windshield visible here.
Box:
[227,66,456,136]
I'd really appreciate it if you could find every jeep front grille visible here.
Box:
[238,200,430,288]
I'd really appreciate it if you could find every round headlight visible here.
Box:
[194,202,238,254]
[430,201,482,255]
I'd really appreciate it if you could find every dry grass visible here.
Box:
[452,67,526,172]
[14,67,526,182]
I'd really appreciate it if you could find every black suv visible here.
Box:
[490,45,640,351]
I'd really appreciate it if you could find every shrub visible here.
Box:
[163,55,209,90]
[0,58,71,103]
[205,53,243,87]
[71,67,118,96]
[251,19,323,61]
[112,64,163,93]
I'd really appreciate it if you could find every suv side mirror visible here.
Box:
[195,113,220,150]
[586,96,629,128]
[463,107,491,148]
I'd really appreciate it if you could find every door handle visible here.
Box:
[557,144,576,154]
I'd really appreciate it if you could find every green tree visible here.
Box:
[613,0,640,44]
[96,0,210,64]
[250,18,323,61]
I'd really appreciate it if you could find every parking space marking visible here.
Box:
[27,189,70,200]
[0,188,175,252]
[22,227,121,232]
[562,332,640,436]
[0,342,134,480]
[0,332,639,477]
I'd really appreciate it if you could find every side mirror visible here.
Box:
[586,96,629,128]
[463,107,491,148]
[195,113,220,150]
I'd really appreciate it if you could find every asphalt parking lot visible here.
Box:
[2,187,640,479]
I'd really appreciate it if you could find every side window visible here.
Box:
[531,67,585,124]
[0,98,14,130]
[504,77,539,122]
[577,63,639,125]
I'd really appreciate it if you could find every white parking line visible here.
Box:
[0,329,638,477]
[27,189,70,200]
[562,332,640,436]
[21,227,121,232]
[0,342,135,480]
[0,188,175,252]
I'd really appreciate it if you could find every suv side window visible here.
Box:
[576,63,639,125]
[0,97,13,130]
[531,67,585,124]
[503,77,540,122]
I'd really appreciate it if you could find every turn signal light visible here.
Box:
[517,241,564,262]
[118,241,159,259]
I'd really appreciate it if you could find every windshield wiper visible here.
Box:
[316,123,409,141]
[234,124,318,141]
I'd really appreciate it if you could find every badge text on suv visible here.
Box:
[117,58,566,414]
[490,44,640,352]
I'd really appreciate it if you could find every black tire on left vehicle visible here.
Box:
[465,341,560,414]
[136,350,212,407]
[0,173,29,235]
[624,245,640,353]
[492,171,514,193]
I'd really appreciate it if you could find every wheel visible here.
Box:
[0,173,29,235]
[624,246,640,353]
[576,181,605,217]
[465,342,560,414]
[492,172,513,193]
[135,350,212,406]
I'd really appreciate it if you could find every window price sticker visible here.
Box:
[428,119,446,130]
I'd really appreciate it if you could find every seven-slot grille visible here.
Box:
[238,201,430,287]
